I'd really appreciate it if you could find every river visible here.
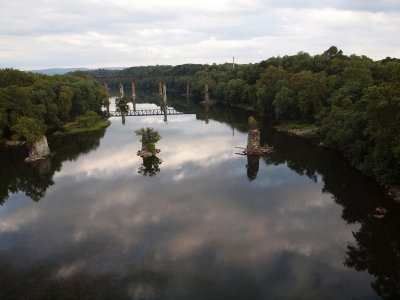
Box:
[0,95,399,299]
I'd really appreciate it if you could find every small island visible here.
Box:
[135,127,162,158]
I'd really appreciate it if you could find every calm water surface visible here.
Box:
[1,97,399,300]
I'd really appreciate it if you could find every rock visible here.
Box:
[375,207,388,214]
[137,149,160,158]
[25,135,50,162]
[6,140,26,147]
[319,142,328,147]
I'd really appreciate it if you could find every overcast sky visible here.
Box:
[1,0,399,69]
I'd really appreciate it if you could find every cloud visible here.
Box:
[0,0,399,69]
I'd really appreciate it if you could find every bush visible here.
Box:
[248,116,258,130]
[76,111,100,128]
[147,143,156,153]
[135,128,162,145]
[11,117,46,146]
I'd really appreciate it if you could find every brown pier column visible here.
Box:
[132,81,136,111]
[104,82,110,113]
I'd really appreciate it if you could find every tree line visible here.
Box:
[86,48,399,184]
[0,69,106,143]
[188,47,400,185]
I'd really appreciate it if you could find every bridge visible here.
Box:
[107,108,184,117]
[95,75,176,83]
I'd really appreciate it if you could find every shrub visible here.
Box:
[147,143,156,153]
[76,111,100,128]
[248,116,258,130]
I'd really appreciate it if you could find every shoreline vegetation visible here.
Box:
[1,46,399,198]
[272,120,400,201]
[53,120,110,136]
[86,46,399,197]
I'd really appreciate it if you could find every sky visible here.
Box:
[0,0,399,69]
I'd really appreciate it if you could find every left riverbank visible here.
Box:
[53,121,110,136]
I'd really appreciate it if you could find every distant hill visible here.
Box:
[29,67,126,75]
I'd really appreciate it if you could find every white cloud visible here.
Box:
[0,0,399,69]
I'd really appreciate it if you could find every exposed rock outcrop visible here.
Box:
[25,135,50,162]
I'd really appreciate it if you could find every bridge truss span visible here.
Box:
[107,108,184,117]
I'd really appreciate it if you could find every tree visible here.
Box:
[248,116,258,130]
[115,95,129,114]
[291,71,327,122]
[226,79,245,103]
[256,66,287,117]
[135,127,162,153]
[11,117,46,146]
[364,82,400,183]
[273,86,299,120]
[76,111,100,128]
[57,86,74,121]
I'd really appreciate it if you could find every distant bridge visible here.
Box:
[107,108,184,117]
[95,75,176,83]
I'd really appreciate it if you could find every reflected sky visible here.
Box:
[0,101,382,299]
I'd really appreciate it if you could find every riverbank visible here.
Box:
[273,123,319,137]
[273,121,400,201]
[221,101,257,112]
[53,121,110,136]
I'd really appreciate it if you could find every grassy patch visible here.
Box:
[53,121,110,136]
[286,123,314,130]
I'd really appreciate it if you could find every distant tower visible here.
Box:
[232,56,235,70]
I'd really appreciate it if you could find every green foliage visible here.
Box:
[115,95,129,114]
[147,143,156,153]
[248,116,258,130]
[11,117,46,146]
[291,71,327,122]
[54,121,109,135]
[9,47,393,185]
[273,87,298,120]
[0,68,106,142]
[363,82,400,183]
[226,79,245,103]
[57,86,74,121]
[135,127,162,146]
[286,123,313,130]
[76,111,101,128]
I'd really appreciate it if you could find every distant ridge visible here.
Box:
[28,67,126,76]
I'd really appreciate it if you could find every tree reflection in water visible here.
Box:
[189,101,400,299]
[344,203,400,300]
[138,155,162,177]
[0,129,106,204]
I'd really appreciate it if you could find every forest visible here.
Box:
[186,46,400,185]
[0,70,106,144]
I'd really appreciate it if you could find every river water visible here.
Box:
[0,96,399,300]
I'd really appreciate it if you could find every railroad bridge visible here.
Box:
[95,75,186,114]
[107,108,184,117]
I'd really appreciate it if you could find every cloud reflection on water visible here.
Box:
[0,104,378,299]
